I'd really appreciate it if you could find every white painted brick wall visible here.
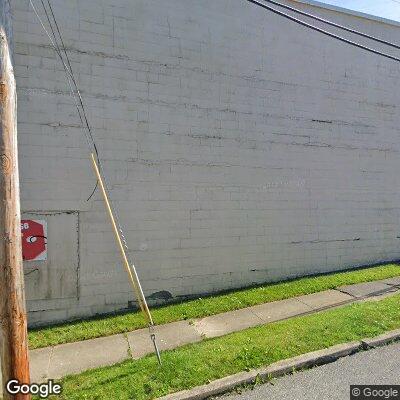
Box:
[9,0,400,325]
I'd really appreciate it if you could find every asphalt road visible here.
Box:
[218,342,400,400]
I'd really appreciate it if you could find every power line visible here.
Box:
[245,0,400,62]
[29,0,133,253]
[44,0,98,156]
[30,0,100,201]
[38,0,100,201]
[263,0,400,50]
[29,0,93,151]
[30,0,131,246]
[45,0,74,85]
[38,0,99,158]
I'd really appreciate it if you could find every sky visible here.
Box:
[318,0,400,22]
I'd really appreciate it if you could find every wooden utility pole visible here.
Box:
[0,1,31,399]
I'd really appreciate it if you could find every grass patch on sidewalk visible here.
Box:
[29,263,400,349]
[54,293,400,400]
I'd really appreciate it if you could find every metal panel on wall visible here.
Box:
[23,211,79,307]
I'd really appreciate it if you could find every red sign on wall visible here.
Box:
[21,220,47,261]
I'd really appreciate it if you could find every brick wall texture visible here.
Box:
[10,0,400,325]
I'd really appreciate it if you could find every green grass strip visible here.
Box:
[29,263,400,349]
[54,293,400,400]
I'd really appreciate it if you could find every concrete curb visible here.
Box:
[361,328,400,349]
[157,329,400,400]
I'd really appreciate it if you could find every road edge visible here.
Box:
[157,328,400,400]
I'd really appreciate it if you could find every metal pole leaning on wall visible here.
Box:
[26,0,162,366]
[90,153,162,365]
[0,1,31,398]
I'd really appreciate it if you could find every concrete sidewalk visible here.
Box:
[29,278,400,383]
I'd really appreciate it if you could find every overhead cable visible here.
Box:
[262,0,400,50]
[31,0,100,199]
[245,0,400,63]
